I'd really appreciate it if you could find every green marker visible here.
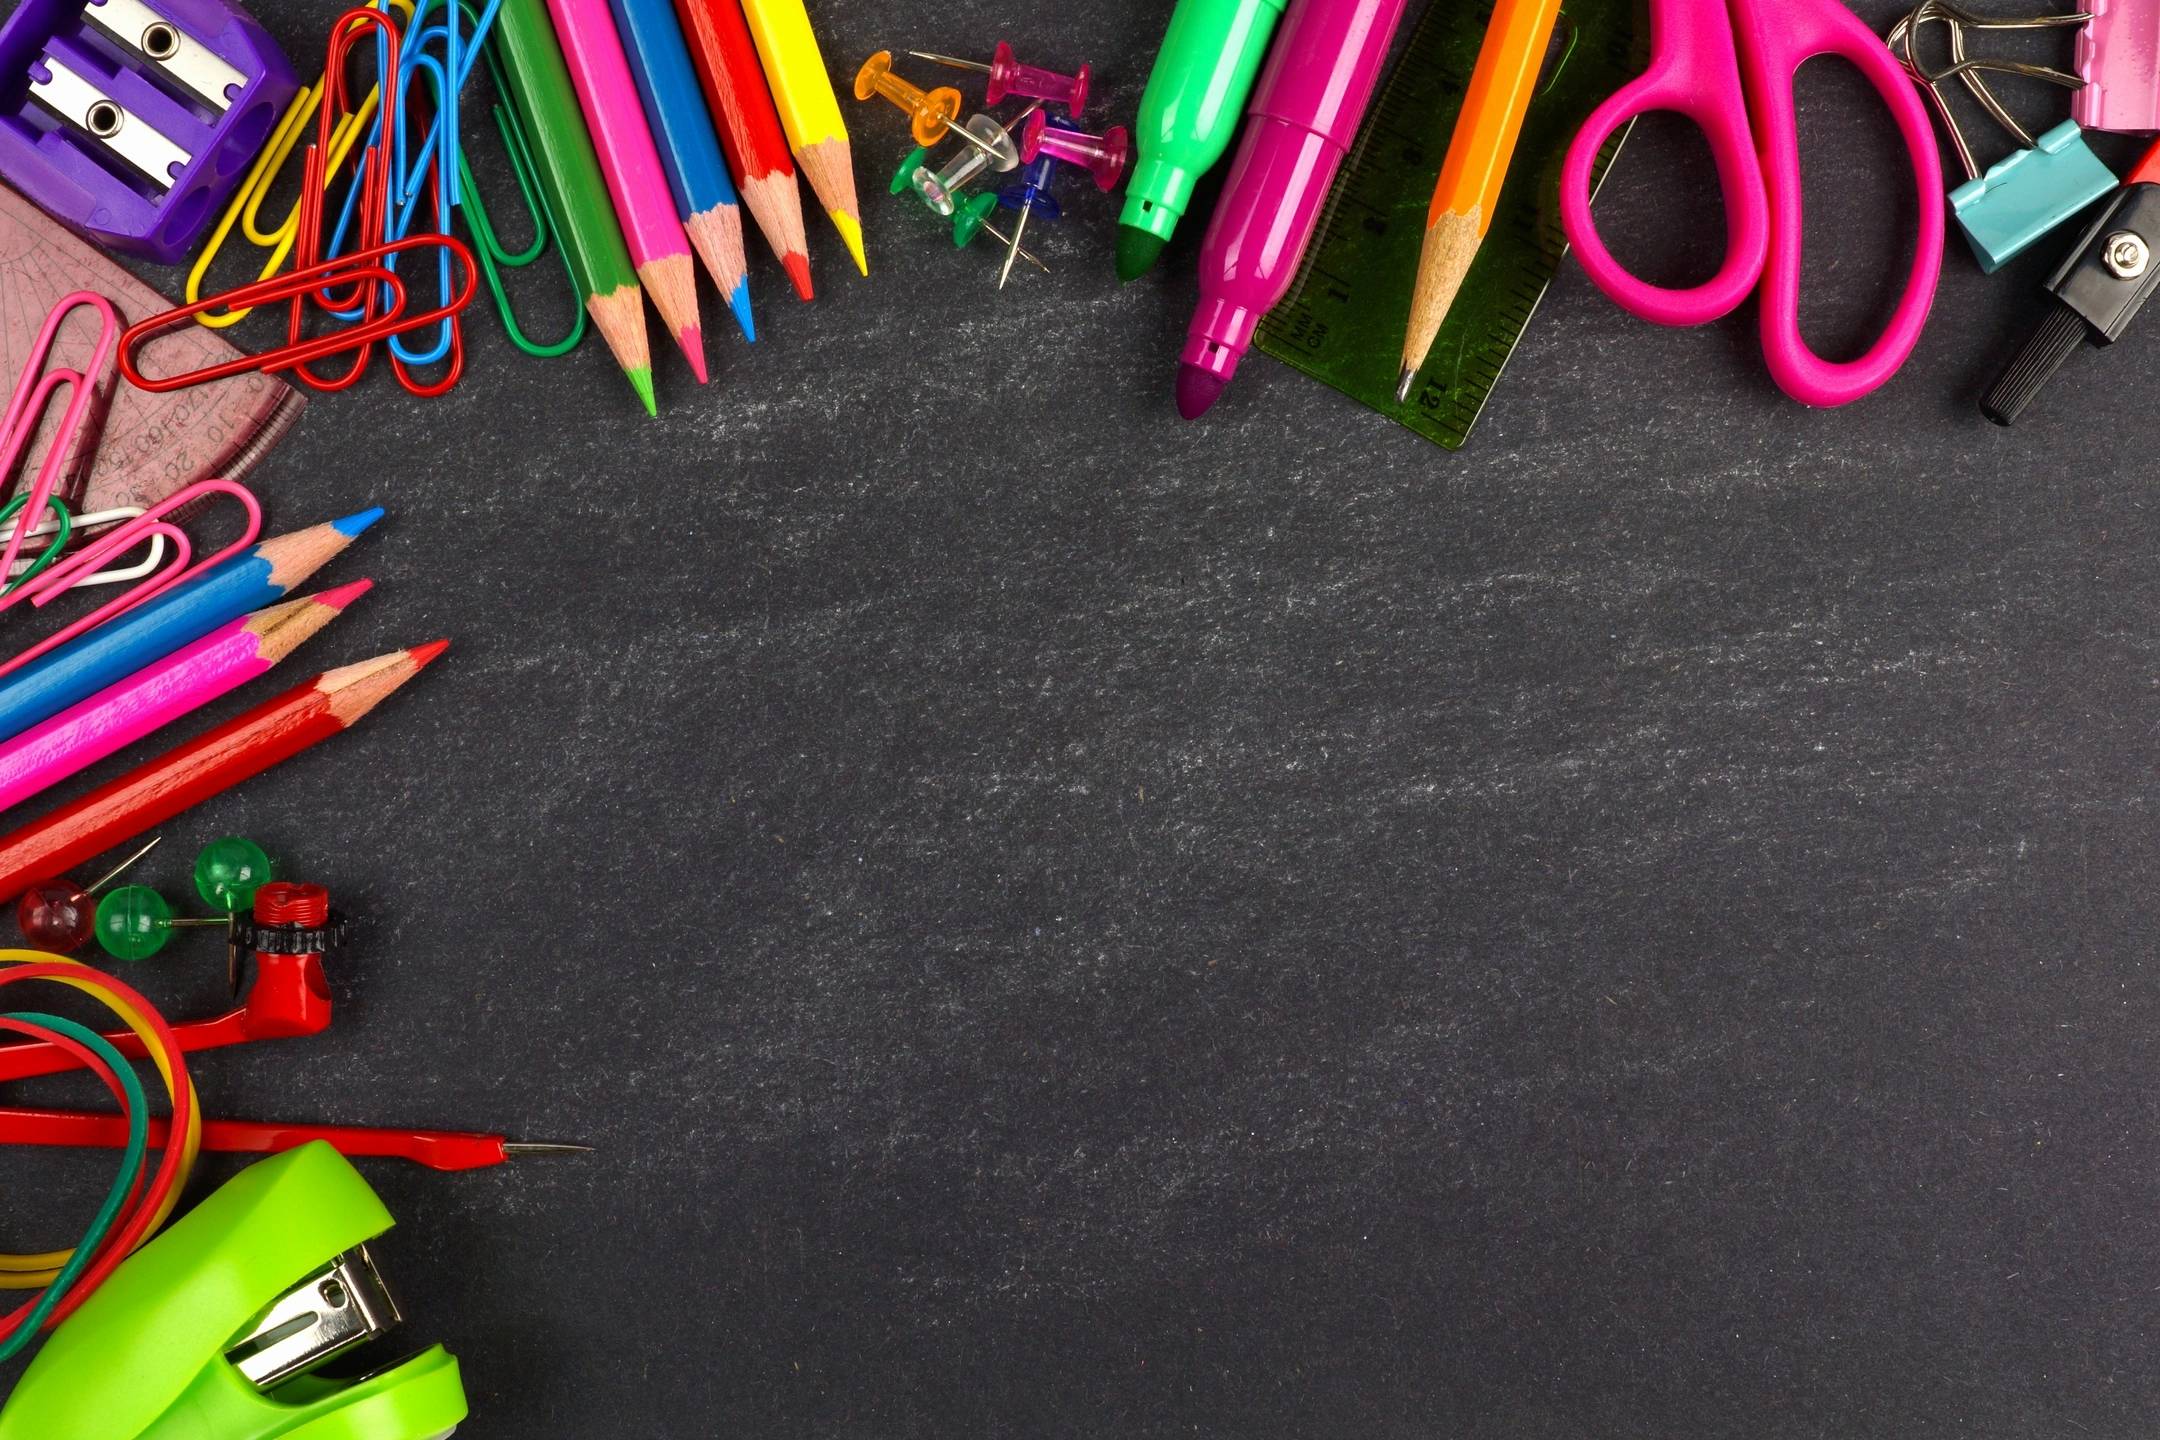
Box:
[1116,0,1291,281]
[0,1143,469,1440]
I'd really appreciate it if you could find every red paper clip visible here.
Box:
[116,233,477,393]
[291,5,402,382]
[0,478,262,681]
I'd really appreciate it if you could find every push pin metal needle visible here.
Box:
[907,42,1090,118]
[958,193,1050,271]
[997,151,1063,289]
[1984,139,2160,425]
[888,146,1049,269]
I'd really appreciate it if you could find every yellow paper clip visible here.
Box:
[184,0,414,327]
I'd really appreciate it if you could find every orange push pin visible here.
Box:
[855,50,964,147]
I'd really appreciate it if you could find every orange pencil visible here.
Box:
[1395,0,1562,402]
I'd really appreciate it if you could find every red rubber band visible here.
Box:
[0,965,192,1336]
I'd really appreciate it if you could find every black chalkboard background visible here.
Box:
[8,1,2160,1435]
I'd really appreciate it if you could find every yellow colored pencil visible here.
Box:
[1395,0,1561,402]
[739,0,865,275]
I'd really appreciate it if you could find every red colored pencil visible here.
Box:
[0,581,371,815]
[0,643,446,903]
[0,1106,589,1173]
[673,0,813,299]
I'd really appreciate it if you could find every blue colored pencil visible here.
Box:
[0,509,384,747]
[608,0,756,341]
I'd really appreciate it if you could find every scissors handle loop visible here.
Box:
[1742,0,1943,407]
[1560,0,1770,327]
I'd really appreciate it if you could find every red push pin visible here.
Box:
[909,43,1090,119]
[1020,110,1130,191]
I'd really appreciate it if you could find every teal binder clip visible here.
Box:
[1950,119,2117,272]
[1895,3,2116,273]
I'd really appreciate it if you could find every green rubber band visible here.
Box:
[0,1011,148,1364]
[0,495,73,597]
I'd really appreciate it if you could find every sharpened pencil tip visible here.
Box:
[678,326,709,384]
[627,366,657,417]
[408,638,451,668]
[333,506,386,537]
[829,210,868,275]
[783,251,814,300]
[317,578,374,609]
[1394,367,1417,404]
[730,284,755,342]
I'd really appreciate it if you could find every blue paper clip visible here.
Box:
[1895,4,2116,273]
[314,0,502,385]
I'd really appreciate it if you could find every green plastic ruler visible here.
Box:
[1255,0,1640,449]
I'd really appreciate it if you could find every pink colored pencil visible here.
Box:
[0,581,369,815]
[548,0,711,382]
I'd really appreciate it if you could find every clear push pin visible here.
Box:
[888,146,1049,270]
[910,103,1036,214]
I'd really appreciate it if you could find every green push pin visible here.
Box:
[92,836,277,973]
[197,834,274,995]
[196,834,274,911]
[887,146,1050,273]
[93,885,223,961]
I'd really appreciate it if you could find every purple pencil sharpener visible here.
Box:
[0,0,295,262]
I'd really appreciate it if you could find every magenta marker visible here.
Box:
[1175,0,1411,419]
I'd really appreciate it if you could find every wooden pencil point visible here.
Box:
[257,516,380,590]
[798,138,865,274]
[638,254,708,378]
[1400,206,1483,383]
[738,170,814,298]
[248,581,369,665]
[322,643,443,726]
[585,283,656,410]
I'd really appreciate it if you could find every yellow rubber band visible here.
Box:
[0,953,201,1286]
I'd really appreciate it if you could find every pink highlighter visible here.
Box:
[1176,0,1411,419]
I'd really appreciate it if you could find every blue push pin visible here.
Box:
[995,150,1063,289]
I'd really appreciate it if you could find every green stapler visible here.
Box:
[0,1141,469,1440]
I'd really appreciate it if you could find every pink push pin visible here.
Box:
[1020,110,1129,192]
[909,43,1090,119]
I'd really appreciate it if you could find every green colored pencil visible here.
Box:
[494,0,658,415]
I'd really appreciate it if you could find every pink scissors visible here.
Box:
[1559,0,1945,407]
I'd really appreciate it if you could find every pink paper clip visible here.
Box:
[0,292,118,596]
[2076,0,2160,134]
[0,478,263,681]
